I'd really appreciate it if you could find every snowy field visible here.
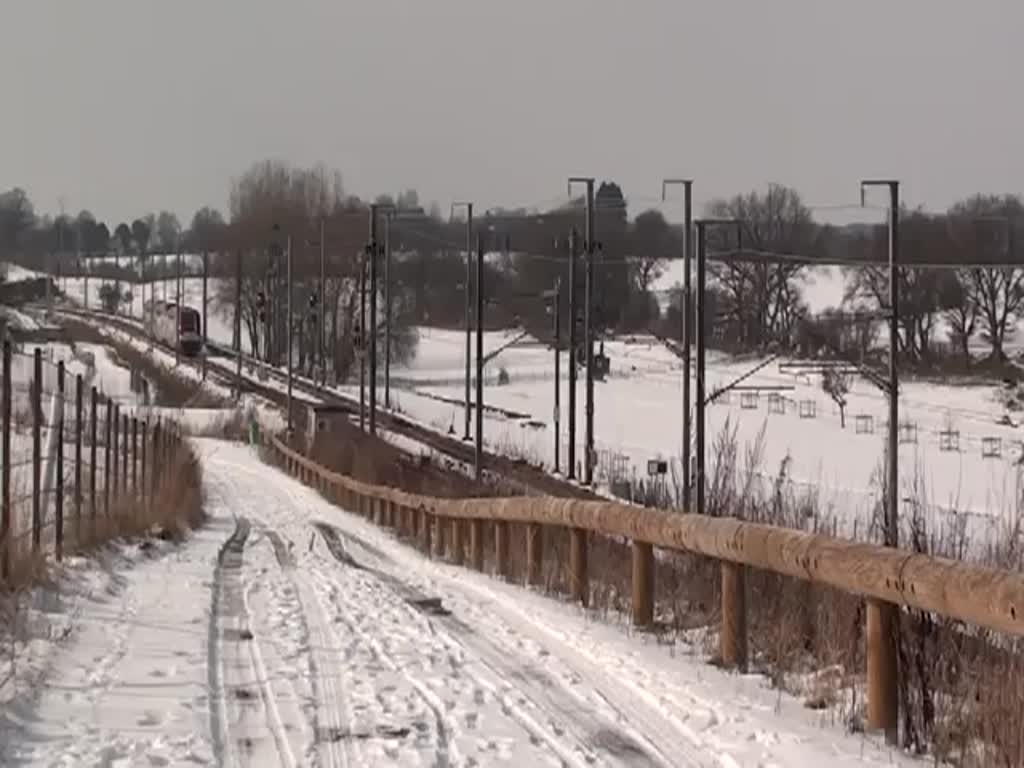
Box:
[0,439,918,767]
[381,328,1024,551]
[9,262,1024,549]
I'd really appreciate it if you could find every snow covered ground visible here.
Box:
[0,439,920,767]
[364,328,1024,551]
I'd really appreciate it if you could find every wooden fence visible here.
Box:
[0,341,189,578]
[269,434,1024,742]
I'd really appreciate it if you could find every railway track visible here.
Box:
[56,305,597,500]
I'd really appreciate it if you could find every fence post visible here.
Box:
[131,417,138,494]
[526,523,543,587]
[432,516,446,559]
[632,540,654,628]
[104,398,112,518]
[140,421,147,500]
[151,419,161,499]
[1,341,11,579]
[570,528,589,607]
[121,411,129,494]
[469,519,484,571]
[55,361,65,562]
[451,519,465,566]
[74,374,83,545]
[720,561,748,671]
[495,521,510,581]
[31,347,42,554]
[867,599,899,742]
[112,403,120,502]
[421,508,432,555]
[90,387,98,534]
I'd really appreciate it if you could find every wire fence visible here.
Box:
[0,341,186,582]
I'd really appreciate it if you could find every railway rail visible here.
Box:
[56,305,597,500]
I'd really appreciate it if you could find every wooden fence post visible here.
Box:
[89,387,98,534]
[31,347,41,553]
[495,521,510,581]
[569,528,589,607]
[140,421,147,503]
[632,541,655,628]
[131,417,138,494]
[55,361,65,561]
[720,561,748,671]
[469,519,484,571]
[1,341,11,579]
[373,497,383,526]
[111,402,120,501]
[526,523,543,587]
[432,516,446,559]
[867,599,899,743]
[74,374,82,545]
[121,411,129,493]
[451,519,465,566]
[150,419,160,500]
[421,508,432,555]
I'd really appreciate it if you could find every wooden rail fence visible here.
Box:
[270,434,1024,741]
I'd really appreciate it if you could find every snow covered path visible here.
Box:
[2,439,920,766]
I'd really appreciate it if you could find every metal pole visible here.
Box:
[235,249,243,399]
[583,179,596,486]
[319,217,326,390]
[175,249,181,366]
[695,221,707,516]
[31,348,41,553]
[888,185,900,549]
[1,342,10,580]
[860,180,901,548]
[554,278,561,474]
[683,184,693,509]
[55,362,64,561]
[567,227,578,480]
[663,178,695,509]
[369,204,379,436]
[384,213,392,409]
[359,248,366,432]
[202,250,209,380]
[464,203,474,441]
[286,236,294,434]
[475,233,485,481]
[74,374,82,541]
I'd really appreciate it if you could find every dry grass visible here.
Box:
[305,416,519,499]
[1,432,203,596]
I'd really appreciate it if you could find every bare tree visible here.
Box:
[821,368,852,428]
[706,184,820,351]
[948,194,1024,361]
[939,270,978,365]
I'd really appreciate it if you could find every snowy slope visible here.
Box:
[0,440,921,766]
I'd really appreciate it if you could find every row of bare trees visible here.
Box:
[4,169,1024,372]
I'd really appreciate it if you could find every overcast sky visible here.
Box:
[1,0,1020,224]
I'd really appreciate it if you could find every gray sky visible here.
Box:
[1,0,1020,224]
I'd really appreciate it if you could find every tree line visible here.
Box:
[2,163,1023,376]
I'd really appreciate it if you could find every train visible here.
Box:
[144,300,203,356]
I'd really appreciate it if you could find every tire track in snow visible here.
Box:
[327,523,694,768]
[209,516,300,767]
[265,526,358,768]
[314,524,633,768]
[308,564,459,768]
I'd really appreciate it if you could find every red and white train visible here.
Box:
[144,300,202,356]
